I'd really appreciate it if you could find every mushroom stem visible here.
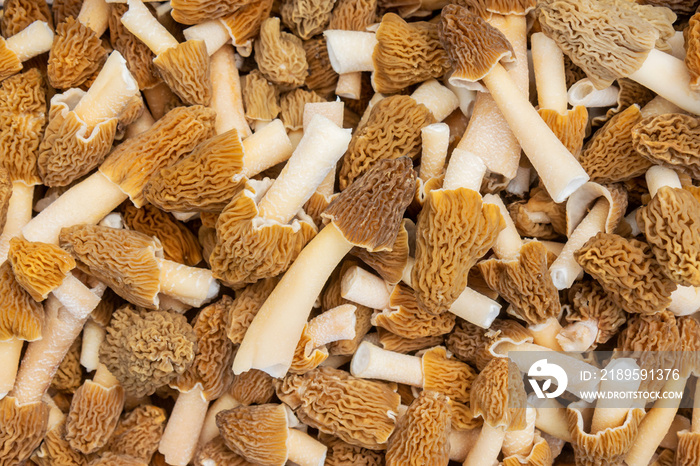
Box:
[645,165,681,198]
[80,320,105,372]
[304,101,344,198]
[449,428,480,462]
[640,95,683,118]
[503,405,536,457]
[287,428,328,466]
[210,45,251,137]
[121,0,179,56]
[4,21,54,63]
[463,423,506,466]
[531,32,567,115]
[305,304,357,348]
[156,258,219,308]
[419,123,450,181]
[483,193,522,261]
[624,207,641,237]
[668,286,700,316]
[199,393,241,446]
[693,383,700,433]
[410,79,459,122]
[240,119,294,178]
[183,20,230,56]
[350,341,424,387]
[567,79,619,108]
[506,165,531,197]
[335,72,362,99]
[528,396,573,443]
[92,363,119,388]
[77,0,111,37]
[528,318,564,352]
[0,182,34,264]
[629,49,700,115]
[442,148,487,191]
[0,338,23,398]
[159,384,209,466]
[556,320,598,352]
[590,358,641,434]
[323,30,377,74]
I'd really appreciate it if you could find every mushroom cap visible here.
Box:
[328,0,377,31]
[677,431,700,466]
[171,0,250,25]
[33,418,88,466]
[421,346,476,404]
[153,40,212,106]
[254,17,308,89]
[0,261,44,341]
[243,70,280,123]
[502,432,552,466]
[303,37,338,97]
[290,322,331,375]
[227,277,278,345]
[51,335,83,393]
[65,380,125,454]
[633,113,700,179]
[279,88,325,131]
[538,105,588,159]
[280,0,336,40]
[121,204,202,266]
[90,287,122,328]
[372,13,451,94]
[53,0,82,25]
[479,240,561,326]
[47,17,108,90]
[446,318,492,370]
[0,397,49,466]
[565,280,626,346]
[574,232,676,315]
[109,4,160,90]
[276,367,400,449]
[412,187,505,315]
[438,4,515,87]
[0,168,11,234]
[321,433,384,466]
[323,157,416,253]
[101,404,166,463]
[8,237,76,301]
[195,436,256,466]
[378,328,444,354]
[0,37,22,82]
[385,390,451,466]
[637,186,700,287]
[59,224,163,309]
[100,305,197,398]
[221,0,274,47]
[687,11,700,91]
[471,357,526,430]
[352,218,410,285]
[87,451,147,466]
[339,95,434,190]
[216,403,289,466]
[591,78,655,128]
[229,369,277,406]
[677,316,700,377]
[100,105,216,208]
[1,0,53,37]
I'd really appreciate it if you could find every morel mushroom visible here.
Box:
[0,395,49,466]
[0,20,54,82]
[633,113,700,179]
[109,4,160,90]
[101,404,166,463]
[254,17,308,89]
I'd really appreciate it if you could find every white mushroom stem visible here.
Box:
[540,241,565,257]
[556,320,598,352]
[640,95,684,118]
[211,45,251,138]
[92,363,119,388]
[646,165,682,198]
[528,396,573,443]
[98,212,123,229]
[239,119,293,178]
[80,320,105,372]
[303,101,344,198]
[323,30,377,74]
[0,338,23,399]
[77,0,111,36]
[549,199,609,290]
[125,107,155,139]
[624,207,641,237]
[443,148,487,192]
[445,80,477,117]
[503,405,536,457]
[183,20,230,56]
[0,182,34,264]
[449,428,480,462]
[159,384,209,466]
[483,193,522,261]
[199,393,241,446]
[463,423,506,466]
[590,358,641,434]
[350,341,423,387]
[121,0,179,56]
[629,49,700,115]
[506,165,531,197]
[306,304,357,348]
[528,318,564,352]
[157,258,219,308]
[567,79,619,108]
[410,79,459,122]
[693,383,700,433]
[668,286,700,316]
[4,21,54,63]
[256,115,351,224]
[419,123,450,181]
[335,72,362,100]
[287,428,327,466]
[531,32,567,115]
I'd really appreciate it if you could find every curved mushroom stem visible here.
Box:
[199,393,241,446]
[443,148,487,191]
[528,395,573,443]
[624,207,641,237]
[210,45,251,138]
[121,0,179,56]
[80,320,105,372]
[556,320,598,352]
[590,358,641,434]
[156,258,220,308]
[503,405,536,457]
[668,286,700,316]
[646,165,682,198]
[0,182,34,264]
[0,338,23,399]
[183,20,231,56]
[335,72,363,100]
[239,119,293,178]
[5,21,54,63]
[350,341,424,387]
[159,384,209,466]
[567,79,619,108]
[77,0,111,37]
[483,193,522,261]
[287,428,328,466]
[531,32,567,115]
[419,123,450,181]
[306,305,357,348]
[463,423,506,466]
[323,30,377,74]
[528,318,564,352]
[410,79,459,122]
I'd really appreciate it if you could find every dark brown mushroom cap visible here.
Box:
[479,240,561,326]
[254,17,308,89]
[8,237,76,301]
[378,329,444,354]
[101,404,166,463]
[471,357,526,430]
[421,346,476,404]
[153,40,212,106]
[47,17,107,90]
[100,105,216,208]
[1,0,53,37]
[65,380,125,454]
[677,431,700,466]
[637,186,700,287]
[281,0,335,40]
[227,277,278,345]
[0,397,49,466]
[0,261,44,341]
[352,218,410,285]
[243,70,280,123]
[216,403,289,466]
[339,95,434,190]
[321,434,384,466]
[52,0,82,26]
[324,157,416,252]
[385,390,451,466]
[372,13,451,94]
[171,0,251,24]
[276,367,400,449]
[303,37,338,97]
[633,113,700,179]
[109,5,160,90]
[438,4,515,85]
[51,335,83,393]
[59,225,162,309]
[565,280,626,346]
[100,305,197,398]
[412,187,505,315]
[195,436,256,466]
[229,369,276,406]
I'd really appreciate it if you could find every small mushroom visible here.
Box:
[633,113,700,179]
[243,71,280,130]
[1,0,53,37]
[109,4,160,90]
[101,404,166,463]
[303,37,338,97]
[0,20,54,82]
[32,401,88,466]
[0,396,49,466]
[281,0,335,40]
[254,17,308,89]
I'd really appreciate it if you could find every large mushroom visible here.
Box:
[633,112,700,179]
[0,20,54,82]
[0,394,50,465]
[1,0,53,37]
[100,404,166,463]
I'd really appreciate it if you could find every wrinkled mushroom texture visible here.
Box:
[421,346,475,404]
[0,397,49,466]
[221,0,274,45]
[565,280,626,345]
[121,204,202,266]
[59,225,162,309]
[537,106,588,158]
[637,186,700,287]
[51,335,83,393]
[0,168,11,233]
[281,0,335,40]
[471,358,526,430]
[678,316,700,375]
[322,434,384,466]
[47,17,107,90]
[479,241,561,326]
[385,390,451,466]
[175,296,235,399]
[87,451,146,466]
[115,95,145,137]
[324,157,416,252]
[0,262,43,341]
[1,0,53,37]
[195,436,256,466]
[8,237,75,301]
[100,105,216,208]
[91,287,122,328]
[592,78,655,127]
[643,0,700,14]
[243,70,280,123]
[290,323,330,374]
[52,0,82,25]
[374,282,456,338]
[276,367,401,449]
[229,369,276,405]
[34,419,88,466]
[303,37,338,97]
[372,14,451,95]
[209,186,317,289]
[352,219,410,285]
[100,305,197,398]
[536,0,659,90]
[508,201,560,241]
[109,5,159,90]
[677,432,700,466]
[227,277,278,344]
[378,329,444,354]
[575,232,676,315]
[65,381,125,454]
[339,95,433,190]
[279,88,325,131]
[302,191,331,228]
[412,187,505,315]
[329,0,377,30]
[579,104,651,183]
[687,11,700,91]
[154,40,212,107]
[438,5,515,83]
[446,319,491,370]
[255,17,308,88]
[450,400,482,431]
[605,0,676,52]
[633,113,700,179]
[216,404,289,466]
[102,405,166,462]
[170,0,250,24]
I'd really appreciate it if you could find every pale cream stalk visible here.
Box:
[80,320,105,372]
[199,394,241,446]
[445,80,477,117]
[121,0,179,56]
[157,259,219,308]
[77,0,111,36]
[646,165,682,198]
[590,358,641,434]
[449,428,480,462]
[305,304,356,348]
[210,45,251,137]
[531,32,567,114]
[183,21,231,56]
[0,182,34,263]
[528,318,564,352]
[4,21,54,62]
[669,286,700,316]
[335,72,362,99]
[124,107,155,139]
[287,428,327,466]
[303,101,344,198]
[567,78,619,108]
[483,193,521,261]
[410,79,459,122]
[0,339,23,398]
[240,119,293,177]
[159,384,209,466]
[419,123,450,181]
[640,95,684,118]
[350,341,424,387]
[462,423,506,466]
[443,148,487,191]
[323,30,377,74]
[503,405,536,457]
[556,320,598,352]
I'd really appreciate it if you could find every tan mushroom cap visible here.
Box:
[47,17,107,90]
[385,390,451,466]
[33,417,88,466]
[564,280,626,346]
[100,105,216,208]
[374,283,456,338]
[372,13,451,94]
[0,397,49,465]
[280,88,325,131]
[303,37,338,97]
[153,40,212,106]
[216,403,289,466]
[51,336,83,393]
[321,433,384,466]
[90,287,122,328]
[53,0,82,25]
[378,329,444,354]
[687,11,700,91]
[538,105,588,159]
[0,168,10,233]
[412,187,505,315]
[479,240,561,326]
[221,0,274,48]
[633,113,700,179]
[328,0,376,31]
[450,399,483,431]
[421,346,475,404]
[227,277,278,345]
[0,37,22,82]
[109,5,160,90]
[574,232,676,315]
[677,431,700,466]
[591,78,655,128]
[8,237,76,302]
[1,0,53,37]
[508,186,566,241]
[502,432,552,466]
[100,305,197,398]
[243,70,280,124]
[281,0,335,40]
[637,186,700,287]
[0,261,44,341]
[471,357,526,430]
[171,0,248,25]
[87,451,147,466]
[195,436,256,466]
[446,318,492,369]
[229,369,276,406]
[276,367,400,449]
[65,380,125,454]
[339,95,434,190]
[102,404,166,463]
[352,218,410,285]
[255,17,308,89]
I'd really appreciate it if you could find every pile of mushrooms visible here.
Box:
[3,0,700,465]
